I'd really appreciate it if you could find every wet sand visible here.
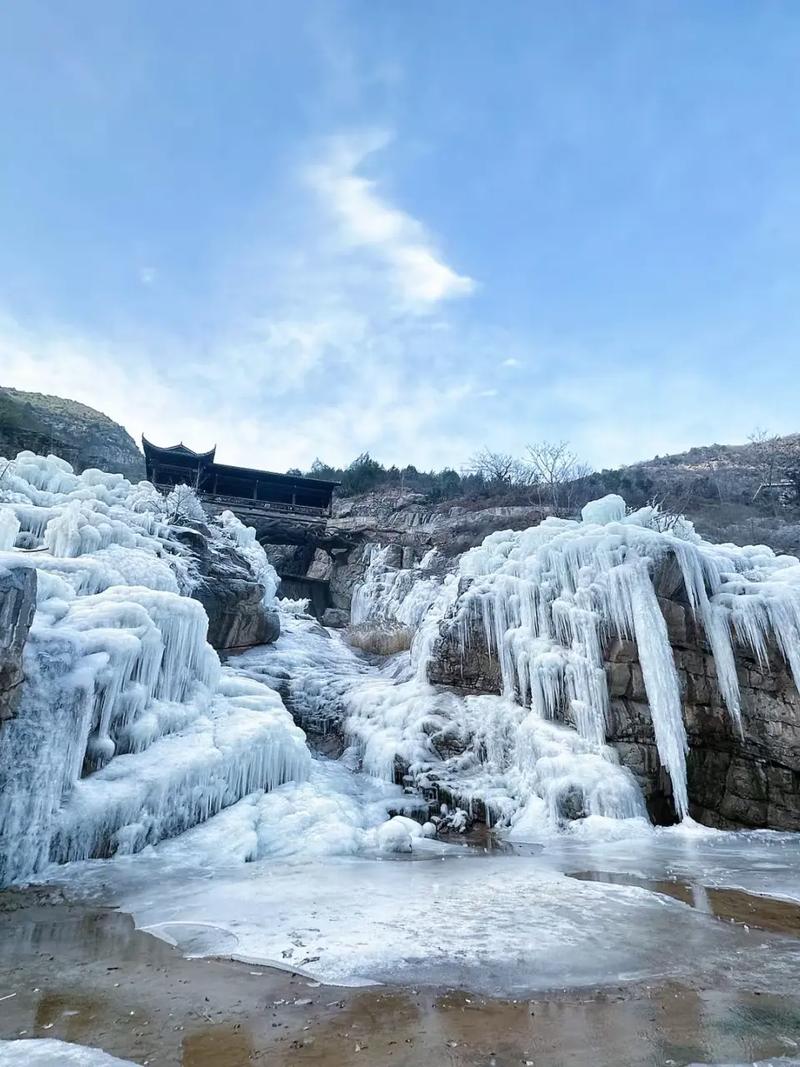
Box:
[2,890,800,1066]
[569,870,800,935]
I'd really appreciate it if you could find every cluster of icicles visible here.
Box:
[439,494,800,818]
[346,494,800,827]
[0,452,308,885]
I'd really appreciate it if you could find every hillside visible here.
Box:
[2,383,799,554]
[0,386,144,481]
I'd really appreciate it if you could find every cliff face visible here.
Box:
[427,562,800,832]
[279,490,547,619]
[603,575,800,831]
[0,387,144,481]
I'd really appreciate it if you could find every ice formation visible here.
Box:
[339,494,800,829]
[446,494,800,818]
[0,452,306,884]
[3,451,800,895]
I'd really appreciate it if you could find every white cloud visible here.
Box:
[304,131,475,310]
[501,357,522,368]
[138,266,157,286]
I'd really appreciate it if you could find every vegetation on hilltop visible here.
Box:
[303,432,800,554]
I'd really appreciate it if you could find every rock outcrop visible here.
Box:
[174,526,280,652]
[428,560,800,831]
[0,387,144,481]
[274,492,547,616]
[0,566,37,723]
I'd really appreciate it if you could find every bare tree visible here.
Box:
[164,483,206,526]
[748,428,783,495]
[465,448,519,485]
[749,428,800,509]
[524,440,592,516]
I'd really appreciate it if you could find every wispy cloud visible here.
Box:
[304,131,475,310]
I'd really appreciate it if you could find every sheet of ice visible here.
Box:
[524,821,800,904]
[50,844,800,996]
[0,1041,137,1066]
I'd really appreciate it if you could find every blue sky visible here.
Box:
[1,1,799,473]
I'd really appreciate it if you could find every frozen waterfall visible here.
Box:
[0,452,308,885]
[444,494,800,819]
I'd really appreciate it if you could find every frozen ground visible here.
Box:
[45,809,800,995]
[0,1040,137,1065]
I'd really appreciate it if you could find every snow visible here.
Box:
[0,1041,137,1066]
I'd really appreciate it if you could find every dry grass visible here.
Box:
[345,621,414,656]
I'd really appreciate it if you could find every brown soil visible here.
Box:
[2,891,800,1066]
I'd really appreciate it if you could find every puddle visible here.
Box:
[569,870,800,936]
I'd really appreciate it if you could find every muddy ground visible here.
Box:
[1,884,800,1066]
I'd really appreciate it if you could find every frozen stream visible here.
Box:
[41,617,800,999]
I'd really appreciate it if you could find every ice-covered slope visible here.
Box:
[0,452,308,884]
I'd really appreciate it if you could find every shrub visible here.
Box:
[345,621,414,656]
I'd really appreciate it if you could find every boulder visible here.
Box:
[0,566,37,723]
[196,576,280,651]
[320,608,350,629]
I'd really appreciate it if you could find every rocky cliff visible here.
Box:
[0,387,144,481]
[177,524,281,652]
[275,489,546,621]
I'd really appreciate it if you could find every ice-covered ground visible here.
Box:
[0,1040,137,1066]
[48,815,800,994]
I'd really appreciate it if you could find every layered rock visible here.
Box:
[604,595,800,830]
[0,567,37,723]
[279,492,547,615]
